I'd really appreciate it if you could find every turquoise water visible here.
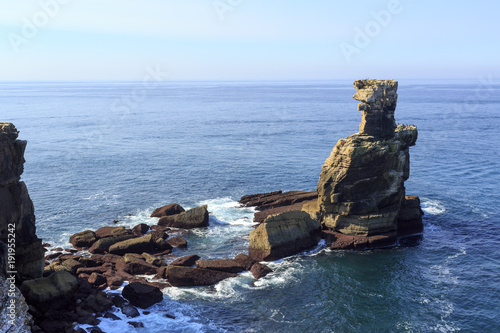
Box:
[2,81,500,332]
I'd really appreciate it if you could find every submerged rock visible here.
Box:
[248,210,321,261]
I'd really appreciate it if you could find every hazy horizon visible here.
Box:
[1,0,499,81]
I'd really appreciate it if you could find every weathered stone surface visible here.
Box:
[132,223,150,236]
[167,236,187,248]
[88,235,136,254]
[248,211,321,261]
[250,262,273,279]
[165,266,237,287]
[88,273,106,286]
[158,205,209,229]
[195,259,245,273]
[397,195,424,236]
[322,230,396,250]
[311,80,420,238]
[122,282,163,309]
[234,253,256,270]
[169,254,200,267]
[253,199,317,223]
[240,190,318,212]
[69,230,97,248]
[109,234,156,255]
[115,256,158,275]
[151,203,185,218]
[0,123,44,281]
[20,271,77,308]
[95,226,124,239]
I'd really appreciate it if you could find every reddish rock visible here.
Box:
[88,235,135,254]
[169,254,200,267]
[150,203,185,218]
[158,205,209,229]
[122,282,163,309]
[101,254,122,264]
[253,200,316,223]
[58,254,82,262]
[250,262,273,279]
[150,229,169,242]
[79,257,99,268]
[166,236,187,248]
[195,259,245,274]
[165,266,237,287]
[325,230,396,250]
[239,190,318,212]
[95,226,125,239]
[61,259,83,274]
[234,253,256,270]
[132,223,150,236]
[88,273,107,286]
[109,234,156,255]
[115,257,158,275]
[45,252,62,260]
[69,230,97,248]
[76,266,108,275]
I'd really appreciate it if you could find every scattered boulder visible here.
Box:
[128,321,144,328]
[164,266,237,287]
[169,254,200,267]
[115,256,158,275]
[60,259,83,275]
[234,253,256,270]
[151,203,185,218]
[239,190,318,212]
[195,259,245,273]
[250,262,273,279]
[95,226,124,239]
[88,235,135,254]
[109,234,156,255]
[122,282,163,309]
[69,230,97,248]
[121,305,140,318]
[88,273,106,286]
[132,223,150,235]
[142,252,162,266]
[167,236,187,248]
[20,271,77,309]
[158,205,209,229]
[248,210,321,261]
[103,312,121,320]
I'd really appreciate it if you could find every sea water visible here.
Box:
[2,80,500,332]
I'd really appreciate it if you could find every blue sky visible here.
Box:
[0,0,499,81]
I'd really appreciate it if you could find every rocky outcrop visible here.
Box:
[158,205,209,229]
[0,123,44,281]
[306,80,422,241]
[248,210,321,261]
[239,190,318,212]
[195,259,245,273]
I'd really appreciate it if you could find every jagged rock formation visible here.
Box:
[305,79,422,239]
[0,123,44,281]
[0,277,32,333]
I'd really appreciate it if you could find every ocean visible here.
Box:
[2,80,499,332]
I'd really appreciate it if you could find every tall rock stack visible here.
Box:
[0,123,44,281]
[308,80,422,241]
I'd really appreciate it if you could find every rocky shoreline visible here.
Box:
[0,79,424,333]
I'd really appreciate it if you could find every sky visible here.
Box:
[0,0,499,81]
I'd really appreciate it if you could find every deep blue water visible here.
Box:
[2,81,500,332]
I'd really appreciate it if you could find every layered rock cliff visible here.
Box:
[306,79,421,238]
[0,123,44,281]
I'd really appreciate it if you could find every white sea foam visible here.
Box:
[421,198,446,215]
